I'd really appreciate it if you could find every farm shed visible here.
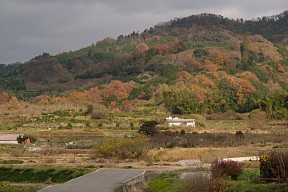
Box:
[166,116,196,127]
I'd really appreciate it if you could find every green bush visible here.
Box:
[52,110,70,117]
[138,121,159,136]
[92,136,147,159]
[235,131,245,139]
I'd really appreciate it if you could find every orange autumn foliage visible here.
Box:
[120,100,133,112]
[278,63,285,73]
[237,79,255,94]
[194,74,216,88]
[185,55,203,69]
[204,59,220,72]
[109,100,117,109]
[10,96,20,109]
[53,96,67,103]
[235,71,259,82]
[177,71,191,80]
[151,41,184,55]
[213,71,255,104]
[189,84,207,103]
[209,49,236,68]
[100,80,134,100]
[236,86,244,104]
[135,43,149,54]
[68,91,91,101]
[88,87,102,101]
[54,80,134,111]
[213,71,229,79]
[34,95,50,104]
[176,54,203,72]
[0,92,10,104]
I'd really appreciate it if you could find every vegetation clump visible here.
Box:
[211,159,244,180]
[92,136,147,159]
[0,167,89,183]
[138,121,159,136]
[259,150,288,182]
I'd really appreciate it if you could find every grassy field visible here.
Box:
[0,101,288,191]
[146,169,288,192]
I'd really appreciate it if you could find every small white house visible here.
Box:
[0,134,19,144]
[166,116,196,127]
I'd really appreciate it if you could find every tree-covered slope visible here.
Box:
[0,11,288,118]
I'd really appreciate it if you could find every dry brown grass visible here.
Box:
[145,146,265,163]
[0,102,82,130]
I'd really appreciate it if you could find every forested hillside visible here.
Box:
[0,11,288,119]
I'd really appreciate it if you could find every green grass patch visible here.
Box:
[147,173,181,192]
[0,167,90,183]
[0,160,24,164]
[225,169,287,192]
[0,183,44,192]
[237,169,260,181]
[205,120,247,127]
[226,180,287,192]
[273,144,288,148]
[147,169,288,192]
[0,144,24,154]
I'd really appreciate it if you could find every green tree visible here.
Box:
[85,104,93,115]
[161,64,178,83]
[138,121,159,136]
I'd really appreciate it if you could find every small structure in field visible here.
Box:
[0,134,19,144]
[166,116,196,127]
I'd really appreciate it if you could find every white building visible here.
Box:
[166,116,196,127]
[0,134,19,144]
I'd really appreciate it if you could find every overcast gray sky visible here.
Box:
[0,0,287,64]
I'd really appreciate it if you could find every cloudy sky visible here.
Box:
[0,0,287,64]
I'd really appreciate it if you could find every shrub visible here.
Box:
[16,134,36,144]
[235,131,245,139]
[259,150,288,182]
[180,129,186,135]
[66,123,73,129]
[181,174,210,192]
[129,122,135,130]
[1,181,10,187]
[138,121,159,136]
[92,136,147,159]
[98,123,103,128]
[248,109,268,129]
[85,104,93,115]
[91,110,107,119]
[180,174,227,192]
[211,159,244,180]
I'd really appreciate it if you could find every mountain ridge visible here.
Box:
[0,11,287,117]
